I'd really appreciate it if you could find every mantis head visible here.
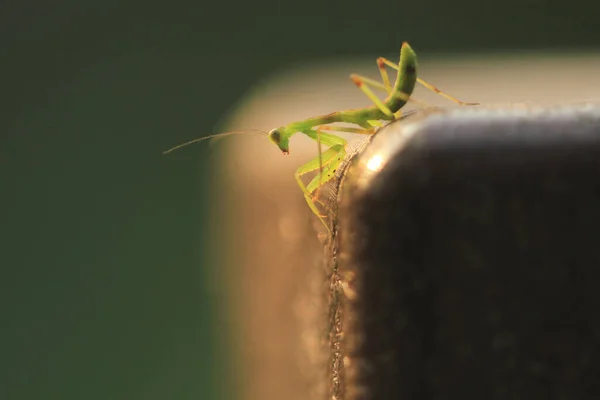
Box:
[268,127,291,154]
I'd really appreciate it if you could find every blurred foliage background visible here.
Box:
[1,1,599,400]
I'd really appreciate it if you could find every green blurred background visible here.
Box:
[1,1,598,399]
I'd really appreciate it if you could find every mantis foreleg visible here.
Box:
[294,143,346,229]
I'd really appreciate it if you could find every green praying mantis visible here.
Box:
[164,42,477,231]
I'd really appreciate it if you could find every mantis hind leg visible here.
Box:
[349,54,421,117]
[349,74,395,118]
[349,73,423,119]
[378,57,479,106]
[416,77,479,105]
[350,55,403,95]
[376,57,393,93]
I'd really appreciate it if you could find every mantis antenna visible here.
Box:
[162,129,268,154]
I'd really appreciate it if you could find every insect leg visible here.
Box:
[351,75,390,94]
[416,77,479,105]
[295,142,346,229]
[311,125,373,206]
[376,57,393,93]
[350,74,395,118]
[316,125,374,135]
[306,145,345,194]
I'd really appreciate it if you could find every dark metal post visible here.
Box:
[330,104,600,400]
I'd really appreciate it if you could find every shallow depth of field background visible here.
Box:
[2,1,599,400]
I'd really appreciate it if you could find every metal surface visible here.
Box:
[332,104,600,399]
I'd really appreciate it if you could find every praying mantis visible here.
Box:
[164,42,477,231]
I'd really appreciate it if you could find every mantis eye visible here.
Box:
[268,129,281,144]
